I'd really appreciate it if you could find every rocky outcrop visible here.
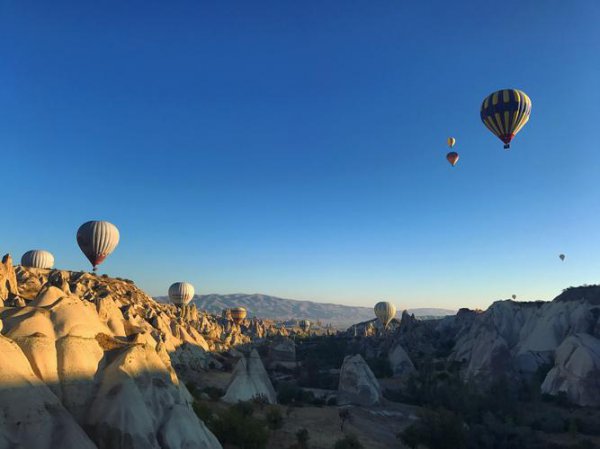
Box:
[222,349,277,404]
[541,333,600,407]
[337,354,381,406]
[448,294,600,382]
[388,343,416,377]
[267,337,296,368]
[0,262,230,449]
[0,254,18,304]
[0,335,97,449]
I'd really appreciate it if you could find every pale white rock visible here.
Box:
[222,349,277,404]
[95,296,127,337]
[0,335,97,449]
[57,335,104,423]
[541,333,600,407]
[337,354,382,406]
[451,298,598,379]
[157,403,222,449]
[12,332,60,394]
[87,343,221,449]
[388,343,416,377]
[32,285,67,307]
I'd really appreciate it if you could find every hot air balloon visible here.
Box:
[76,221,120,271]
[168,282,195,306]
[512,294,517,300]
[559,254,565,261]
[374,301,396,329]
[21,250,54,269]
[230,307,247,324]
[299,319,311,332]
[447,137,456,148]
[480,89,531,149]
[447,152,459,167]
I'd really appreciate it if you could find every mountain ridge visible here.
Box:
[154,292,456,327]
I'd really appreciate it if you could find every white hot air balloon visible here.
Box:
[76,221,120,271]
[21,250,55,269]
[299,319,311,332]
[168,282,195,306]
[374,301,397,329]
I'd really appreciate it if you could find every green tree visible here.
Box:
[333,434,363,449]
[265,406,283,430]
[296,428,309,449]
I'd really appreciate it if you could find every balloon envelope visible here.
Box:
[512,294,517,300]
[230,307,247,324]
[168,282,195,306]
[559,254,565,261]
[21,250,54,269]
[447,137,456,148]
[480,89,531,149]
[374,301,396,328]
[446,152,459,166]
[76,221,120,270]
[299,319,311,332]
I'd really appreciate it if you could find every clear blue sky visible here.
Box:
[1,1,599,310]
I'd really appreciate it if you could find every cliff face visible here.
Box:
[439,290,600,406]
[0,256,288,449]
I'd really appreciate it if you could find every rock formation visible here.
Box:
[541,333,600,407]
[0,255,18,304]
[0,256,298,449]
[222,349,277,404]
[267,336,296,369]
[337,354,382,406]
[388,342,416,378]
[447,293,599,382]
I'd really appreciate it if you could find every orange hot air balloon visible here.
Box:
[446,152,459,167]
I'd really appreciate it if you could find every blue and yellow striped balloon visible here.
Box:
[480,89,531,149]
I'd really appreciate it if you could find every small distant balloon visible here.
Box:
[21,250,54,269]
[512,294,517,300]
[76,221,120,271]
[559,254,565,261]
[447,137,456,148]
[168,282,195,306]
[446,152,459,167]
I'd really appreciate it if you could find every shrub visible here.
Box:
[209,404,269,449]
[296,428,309,448]
[276,382,314,405]
[192,401,213,426]
[265,406,283,430]
[333,434,363,449]
[253,394,270,409]
[201,386,225,401]
[311,396,326,407]
[327,397,337,406]
[366,356,393,378]
[399,408,466,449]
[232,400,255,417]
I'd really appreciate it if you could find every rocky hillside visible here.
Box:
[385,287,600,407]
[155,292,455,327]
[0,254,289,449]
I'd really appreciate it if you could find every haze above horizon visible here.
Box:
[1,0,599,310]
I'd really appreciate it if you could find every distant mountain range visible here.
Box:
[154,293,456,328]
